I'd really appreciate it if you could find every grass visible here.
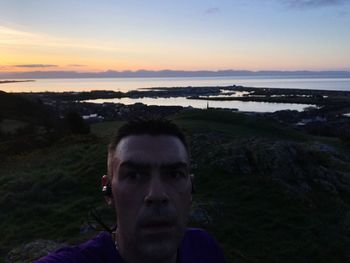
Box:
[193,163,349,263]
[90,120,123,139]
[174,109,308,141]
[0,135,107,259]
[0,119,28,133]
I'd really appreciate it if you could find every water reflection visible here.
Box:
[84,97,312,112]
[1,77,350,93]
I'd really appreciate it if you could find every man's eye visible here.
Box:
[127,172,140,179]
[124,171,143,181]
[168,170,186,179]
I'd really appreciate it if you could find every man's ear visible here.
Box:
[101,174,113,206]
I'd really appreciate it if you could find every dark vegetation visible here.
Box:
[1,91,350,262]
[64,112,90,135]
[0,91,58,127]
[268,108,350,145]
[0,91,91,159]
[176,110,350,263]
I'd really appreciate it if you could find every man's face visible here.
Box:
[110,134,192,262]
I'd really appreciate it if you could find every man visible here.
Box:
[37,118,225,263]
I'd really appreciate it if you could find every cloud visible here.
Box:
[0,65,11,70]
[0,26,36,37]
[338,10,348,15]
[14,64,58,68]
[205,7,220,14]
[67,64,87,67]
[283,0,350,8]
[0,25,123,52]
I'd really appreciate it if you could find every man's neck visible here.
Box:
[115,233,178,263]
[118,247,177,263]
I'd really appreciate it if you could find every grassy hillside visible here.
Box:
[1,109,349,262]
[0,91,56,126]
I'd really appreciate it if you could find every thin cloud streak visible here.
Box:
[283,0,350,8]
[67,64,87,67]
[205,7,220,14]
[0,25,123,52]
[14,64,58,68]
[0,26,36,37]
[0,65,12,70]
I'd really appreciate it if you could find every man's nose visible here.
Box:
[144,174,169,205]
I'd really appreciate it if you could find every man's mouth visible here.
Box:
[140,220,175,233]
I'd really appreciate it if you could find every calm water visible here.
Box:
[1,76,350,93]
[85,97,311,113]
[2,76,349,112]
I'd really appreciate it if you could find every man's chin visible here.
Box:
[138,239,178,262]
[133,224,185,261]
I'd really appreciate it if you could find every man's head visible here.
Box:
[104,118,192,263]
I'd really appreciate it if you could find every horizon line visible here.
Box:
[1,69,350,79]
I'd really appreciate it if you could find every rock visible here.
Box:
[6,240,66,263]
[189,207,212,225]
[191,132,350,204]
[189,198,225,225]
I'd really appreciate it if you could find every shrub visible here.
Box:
[64,112,90,134]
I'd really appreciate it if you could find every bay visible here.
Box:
[1,76,350,93]
[2,76,349,112]
[85,97,311,113]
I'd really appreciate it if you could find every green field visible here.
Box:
[1,109,349,262]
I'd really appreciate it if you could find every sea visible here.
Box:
[1,76,350,112]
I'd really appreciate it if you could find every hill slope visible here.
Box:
[0,91,56,125]
[1,109,349,263]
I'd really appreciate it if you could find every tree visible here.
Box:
[64,112,90,134]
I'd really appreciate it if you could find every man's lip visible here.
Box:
[141,221,174,228]
[140,221,175,232]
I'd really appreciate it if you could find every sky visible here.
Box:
[0,0,350,72]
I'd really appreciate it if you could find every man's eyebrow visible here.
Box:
[119,161,188,169]
[119,161,151,169]
[160,162,189,169]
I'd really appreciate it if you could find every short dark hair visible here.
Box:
[107,118,189,178]
[111,118,188,152]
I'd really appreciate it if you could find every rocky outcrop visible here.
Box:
[6,240,66,263]
[191,133,350,205]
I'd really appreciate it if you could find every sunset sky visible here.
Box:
[0,0,350,72]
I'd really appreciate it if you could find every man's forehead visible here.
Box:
[113,134,189,164]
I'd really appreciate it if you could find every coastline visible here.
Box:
[11,85,350,114]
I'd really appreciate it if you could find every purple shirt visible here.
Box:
[36,228,225,263]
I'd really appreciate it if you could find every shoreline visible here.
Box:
[3,84,350,115]
[11,85,350,108]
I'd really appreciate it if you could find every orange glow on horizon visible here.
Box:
[1,24,349,73]
[2,62,349,73]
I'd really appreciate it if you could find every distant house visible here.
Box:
[296,116,327,126]
[82,113,104,123]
